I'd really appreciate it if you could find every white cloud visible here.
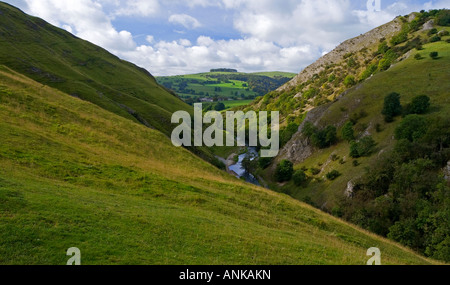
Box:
[113,0,160,17]
[8,0,450,76]
[23,0,136,52]
[169,14,202,29]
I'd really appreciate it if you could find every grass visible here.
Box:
[0,66,440,265]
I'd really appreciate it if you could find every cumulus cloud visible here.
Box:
[169,14,202,29]
[8,0,450,76]
[113,0,160,17]
[23,0,136,52]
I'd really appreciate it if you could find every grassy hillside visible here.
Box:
[156,71,296,108]
[0,65,439,265]
[0,2,190,137]
[273,39,450,206]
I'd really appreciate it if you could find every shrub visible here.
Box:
[310,168,321,175]
[360,63,378,81]
[406,95,431,115]
[378,59,391,71]
[341,121,355,142]
[350,136,378,158]
[293,170,307,186]
[414,53,423,60]
[326,170,342,181]
[427,28,438,36]
[430,52,439,59]
[305,124,338,149]
[280,122,299,146]
[353,160,360,167]
[382,92,403,122]
[377,41,389,55]
[429,36,441,43]
[275,160,294,182]
[344,75,356,87]
[214,102,225,111]
[258,157,272,169]
[395,115,428,142]
[390,31,408,46]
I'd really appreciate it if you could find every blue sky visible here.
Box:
[5,0,450,76]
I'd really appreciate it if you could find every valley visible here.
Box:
[0,2,448,265]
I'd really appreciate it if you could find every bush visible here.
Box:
[391,31,408,46]
[395,115,428,142]
[430,52,439,59]
[427,28,438,36]
[414,53,423,60]
[406,95,430,115]
[293,170,307,186]
[341,121,355,142]
[280,122,299,146]
[382,92,403,122]
[258,157,272,169]
[429,36,441,43]
[275,160,294,182]
[310,168,321,175]
[360,63,378,81]
[214,102,225,111]
[378,59,391,71]
[350,136,378,158]
[326,170,342,181]
[344,75,356,87]
[305,123,338,149]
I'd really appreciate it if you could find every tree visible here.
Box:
[382,92,403,122]
[430,52,439,59]
[214,102,226,111]
[242,154,257,174]
[293,170,307,186]
[302,122,317,138]
[342,121,355,142]
[350,136,377,158]
[326,170,342,181]
[406,95,430,115]
[275,160,294,182]
[395,115,428,142]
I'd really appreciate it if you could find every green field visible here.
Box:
[156,71,296,104]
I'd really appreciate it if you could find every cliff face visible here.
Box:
[278,18,403,92]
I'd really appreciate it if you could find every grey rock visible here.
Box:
[422,19,435,31]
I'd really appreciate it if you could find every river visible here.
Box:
[228,147,260,186]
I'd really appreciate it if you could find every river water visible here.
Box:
[228,147,260,186]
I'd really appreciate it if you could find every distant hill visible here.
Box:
[156,71,296,108]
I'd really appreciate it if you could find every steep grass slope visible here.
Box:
[0,66,438,265]
[0,2,189,136]
[274,39,450,207]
